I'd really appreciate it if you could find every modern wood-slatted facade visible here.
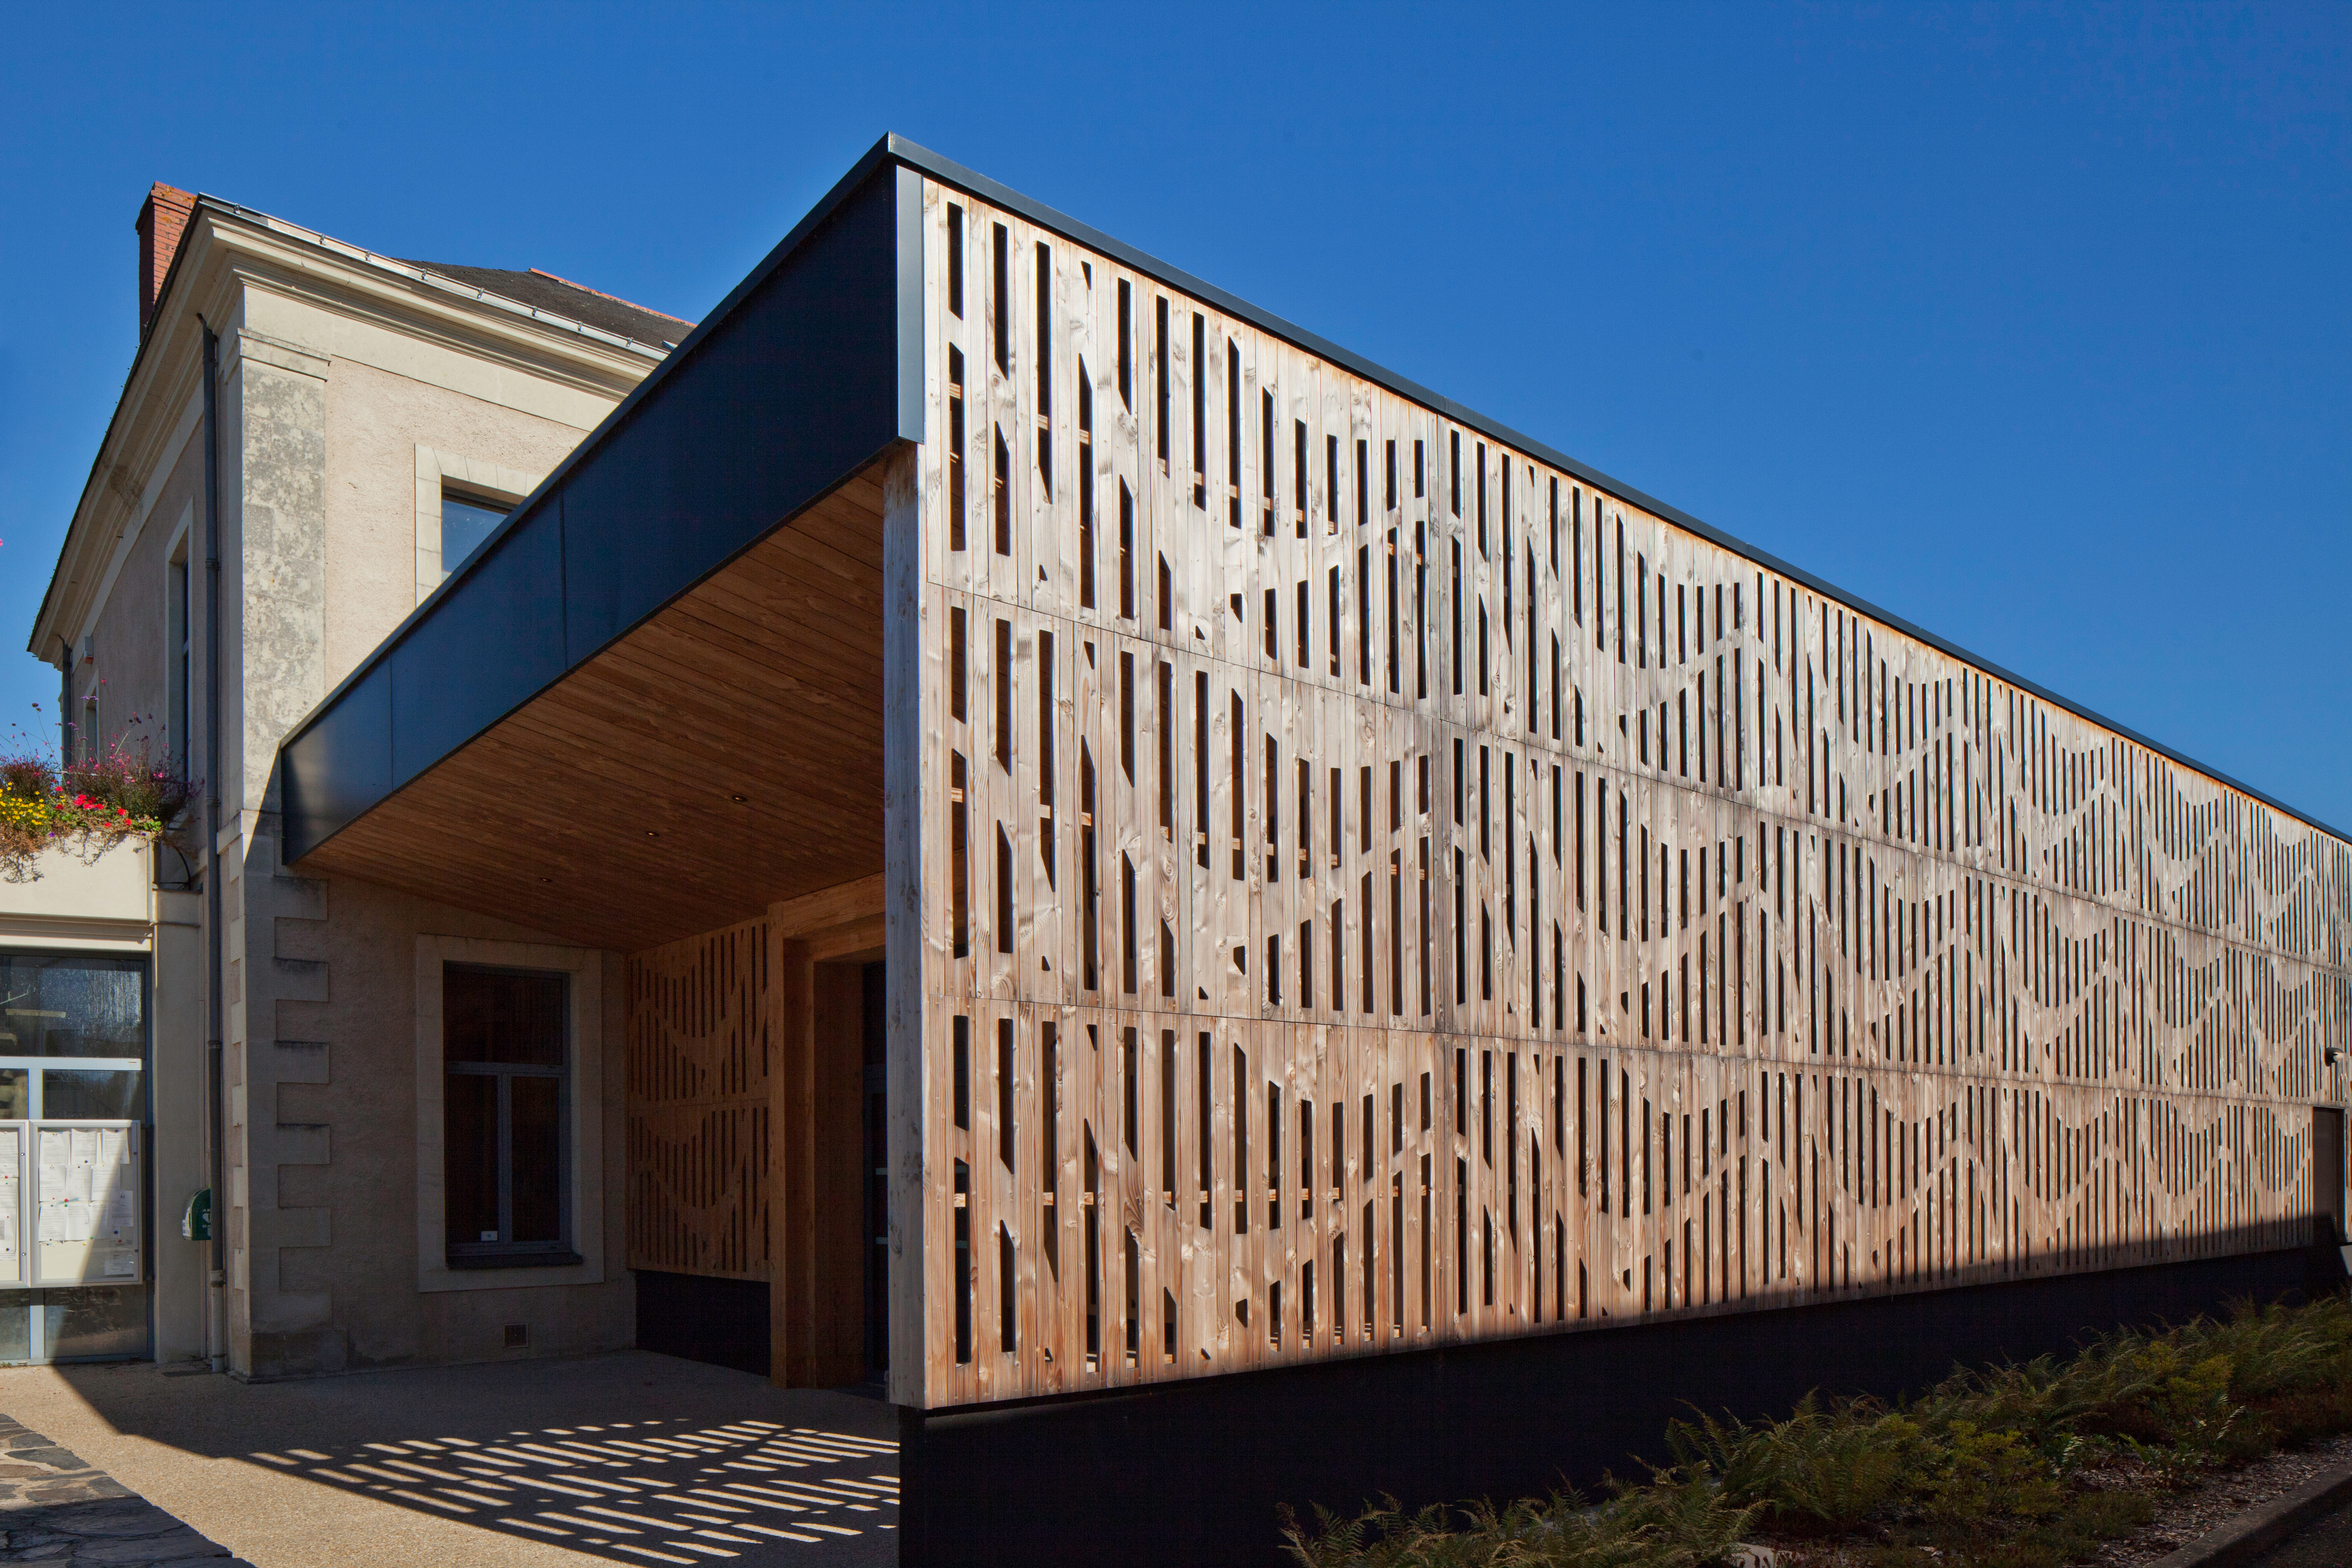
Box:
[277,139,2352,1424]
[898,182,2350,1409]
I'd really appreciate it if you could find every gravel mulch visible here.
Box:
[2086,1434,2352,1566]
[1733,1434,2352,1567]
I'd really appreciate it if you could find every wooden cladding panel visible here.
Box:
[627,916,771,1280]
[903,180,2352,1409]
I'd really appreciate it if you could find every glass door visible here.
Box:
[0,952,150,1363]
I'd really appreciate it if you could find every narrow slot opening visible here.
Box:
[1155,297,1169,468]
[992,426,1011,555]
[1191,312,1207,508]
[1081,743,1098,988]
[1121,854,1137,993]
[996,1017,1016,1171]
[995,826,1013,954]
[1035,241,1052,496]
[946,203,964,318]
[1117,279,1132,409]
[991,223,1008,374]
[952,1016,970,1129]
[1077,361,1093,606]
[954,1159,972,1362]
[1118,482,1135,619]
[951,751,970,959]
[948,346,966,550]
[998,1223,1016,1353]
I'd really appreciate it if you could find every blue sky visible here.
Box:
[1,3,2344,826]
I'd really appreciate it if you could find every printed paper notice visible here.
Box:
[103,1189,133,1237]
[101,1249,136,1279]
[97,1129,125,1171]
[36,1130,65,1200]
[67,1130,97,1202]
[60,1199,93,1244]
[0,1128,17,1266]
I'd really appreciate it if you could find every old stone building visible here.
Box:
[23,182,689,1375]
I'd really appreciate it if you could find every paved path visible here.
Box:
[0,1412,250,1564]
[2244,1488,2352,1568]
[0,1353,896,1567]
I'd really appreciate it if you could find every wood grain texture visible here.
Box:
[906,178,2352,1411]
[626,916,771,1280]
[300,477,888,954]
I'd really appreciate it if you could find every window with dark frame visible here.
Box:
[439,486,509,577]
[443,965,575,1268]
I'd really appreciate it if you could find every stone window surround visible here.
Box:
[413,447,544,603]
[413,935,604,1295]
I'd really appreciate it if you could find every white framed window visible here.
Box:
[413,936,604,1294]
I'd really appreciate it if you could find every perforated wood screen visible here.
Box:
[627,918,771,1281]
[891,180,2352,1409]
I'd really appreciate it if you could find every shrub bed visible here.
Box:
[1283,1294,2352,1568]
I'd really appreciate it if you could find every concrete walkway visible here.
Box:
[0,1353,896,1568]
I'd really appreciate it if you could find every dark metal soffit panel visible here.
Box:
[873,134,2349,847]
[280,157,923,864]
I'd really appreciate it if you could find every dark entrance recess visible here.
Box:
[637,960,889,1388]
[638,1270,770,1377]
[863,960,890,1378]
[2316,1106,2345,1246]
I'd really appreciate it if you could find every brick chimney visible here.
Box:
[136,182,196,339]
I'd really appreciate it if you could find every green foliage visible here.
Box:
[1278,1471,1755,1568]
[1666,1398,1922,1534]
[1284,1295,2352,1568]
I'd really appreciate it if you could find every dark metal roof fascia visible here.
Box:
[276,139,905,759]
[876,134,2349,850]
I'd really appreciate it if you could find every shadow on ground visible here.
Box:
[23,1350,896,1567]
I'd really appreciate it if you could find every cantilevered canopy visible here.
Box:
[294,463,886,951]
[278,149,924,951]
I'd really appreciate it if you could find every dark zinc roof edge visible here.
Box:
[280,133,2345,851]
[277,139,905,760]
[877,134,2349,848]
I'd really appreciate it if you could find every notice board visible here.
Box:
[31,1122,139,1286]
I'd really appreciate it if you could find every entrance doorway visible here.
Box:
[861,961,889,1380]
[622,898,889,1389]
[0,950,150,1365]
[2315,1106,2344,1247]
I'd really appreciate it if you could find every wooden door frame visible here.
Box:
[769,875,887,1387]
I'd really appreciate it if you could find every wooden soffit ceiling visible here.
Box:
[301,464,886,952]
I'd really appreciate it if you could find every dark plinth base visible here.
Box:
[900,1245,2334,1568]
[636,1269,771,1378]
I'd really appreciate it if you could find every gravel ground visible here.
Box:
[2087,1435,2352,1566]
[1744,1435,2352,1566]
